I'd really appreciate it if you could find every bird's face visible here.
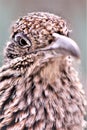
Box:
[5,12,80,64]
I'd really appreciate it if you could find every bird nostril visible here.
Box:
[48,39,53,44]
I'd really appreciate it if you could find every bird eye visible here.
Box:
[18,37,28,46]
[13,32,31,47]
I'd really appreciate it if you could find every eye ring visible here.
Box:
[13,32,31,47]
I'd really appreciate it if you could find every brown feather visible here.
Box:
[0,12,86,130]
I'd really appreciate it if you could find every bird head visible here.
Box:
[5,12,80,67]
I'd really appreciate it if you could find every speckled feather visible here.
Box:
[5,12,69,62]
[0,12,86,130]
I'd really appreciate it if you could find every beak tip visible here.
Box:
[52,33,81,59]
[70,43,81,59]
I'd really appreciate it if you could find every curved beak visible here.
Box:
[42,33,80,59]
[52,33,80,58]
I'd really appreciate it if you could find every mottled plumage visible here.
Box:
[0,12,86,130]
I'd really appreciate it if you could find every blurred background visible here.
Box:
[0,0,86,88]
[0,0,86,123]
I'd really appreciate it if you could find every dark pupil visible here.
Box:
[19,38,27,46]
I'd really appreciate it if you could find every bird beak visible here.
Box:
[42,33,80,59]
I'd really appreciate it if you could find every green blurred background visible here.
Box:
[0,1,86,92]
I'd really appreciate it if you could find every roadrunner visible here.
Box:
[0,12,86,130]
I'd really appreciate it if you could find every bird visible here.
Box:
[0,12,86,130]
